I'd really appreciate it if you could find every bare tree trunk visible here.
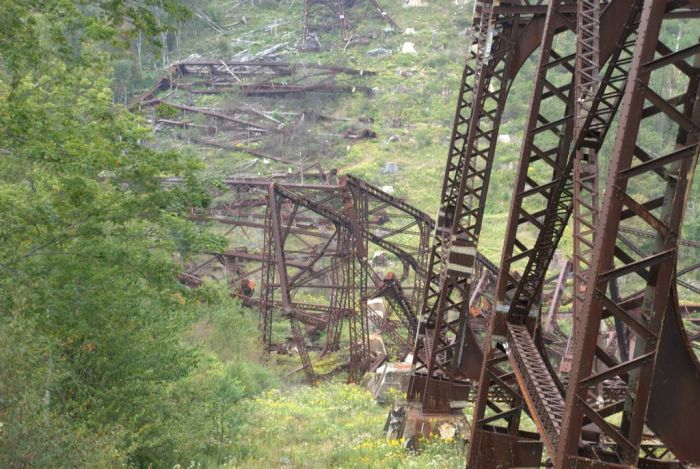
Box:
[161,32,169,67]
[176,25,181,62]
[136,31,143,76]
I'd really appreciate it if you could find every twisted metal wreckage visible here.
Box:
[131,58,379,173]
[172,173,511,383]
[171,171,584,387]
[150,0,700,465]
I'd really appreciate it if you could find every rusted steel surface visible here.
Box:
[469,0,640,459]
[162,0,700,462]
[175,170,522,385]
[407,0,530,415]
[507,323,565,456]
[556,1,700,465]
[175,172,436,382]
[571,0,603,376]
[370,274,417,341]
[469,3,581,462]
[266,183,318,384]
[401,1,653,433]
[460,0,700,467]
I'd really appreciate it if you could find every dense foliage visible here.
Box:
[0,2,281,467]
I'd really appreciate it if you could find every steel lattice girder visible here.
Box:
[262,181,372,382]
[407,0,529,414]
[469,0,642,465]
[464,0,700,467]
[557,1,700,465]
[187,174,507,383]
[403,0,642,416]
[469,1,584,461]
[265,183,319,384]
[181,174,434,381]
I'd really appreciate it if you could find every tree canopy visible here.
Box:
[0,2,280,467]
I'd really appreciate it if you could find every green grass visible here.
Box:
[225,383,465,468]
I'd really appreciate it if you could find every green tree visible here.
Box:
[0,1,261,467]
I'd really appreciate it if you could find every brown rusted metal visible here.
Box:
[402,2,644,441]
[556,2,700,465]
[466,1,580,464]
[572,0,602,371]
[468,0,643,466]
[464,1,700,467]
[407,0,528,416]
[163,2,700,462]
[266,183,318,384]
[175,173,436,382]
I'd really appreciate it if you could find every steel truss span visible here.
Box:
[174,171,508,384]
[175,172,486,383]
[395,0,700,467]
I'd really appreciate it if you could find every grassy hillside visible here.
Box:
[226,384,464,468]
[5,1,698,468]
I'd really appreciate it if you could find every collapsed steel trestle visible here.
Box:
[178,174,437,381]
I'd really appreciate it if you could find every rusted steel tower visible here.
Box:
[405,0,520,417]
[556,1,700,464]
[398,2,566,437]
[463,0,700,466]
[380,0,700,465]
